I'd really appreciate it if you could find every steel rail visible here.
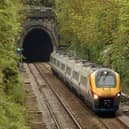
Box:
[36,63,83,129]
[28,64,62,129]
[41,63,129,129]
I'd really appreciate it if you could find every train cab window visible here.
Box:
[66,67,72,76]
[96,71,116,87]
[80,76,87,86]
[72,71,79,81]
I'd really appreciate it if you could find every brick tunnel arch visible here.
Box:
[22,27,54,62]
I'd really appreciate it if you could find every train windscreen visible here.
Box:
[96,71,116,87]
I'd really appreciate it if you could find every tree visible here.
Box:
[55,0,119,60]
[27,0,55,7]
[55,0,129,85]
[0,0,28,128]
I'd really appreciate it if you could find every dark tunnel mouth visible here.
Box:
[22,28,53,63]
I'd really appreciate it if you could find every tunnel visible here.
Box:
[22,28,53,62]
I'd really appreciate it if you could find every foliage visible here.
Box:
[27,0,55,7]
[0,0,29,128]
[55,0,129,86]
[0,97,28,129]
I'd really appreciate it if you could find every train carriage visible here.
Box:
[50,51,121,113]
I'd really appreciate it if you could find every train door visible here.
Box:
[80,75,89,100]
[71,71,80,91]
[65,66,72,84]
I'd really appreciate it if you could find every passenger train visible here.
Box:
[49,51,121,113]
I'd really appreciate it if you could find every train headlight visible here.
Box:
[117,92,121,97]
[93,94,99,100]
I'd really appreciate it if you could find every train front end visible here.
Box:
[90,69,121,113]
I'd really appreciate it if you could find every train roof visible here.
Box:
[51,51,115,75]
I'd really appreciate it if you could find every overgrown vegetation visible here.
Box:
[27,0,55,7]
[0,0,29,128]
[55,0,129,93]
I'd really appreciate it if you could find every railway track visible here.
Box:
[24,63,129,129]
[28,63,82,129]
[39,63,129,129]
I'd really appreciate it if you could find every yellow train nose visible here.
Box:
[96,88,118,97]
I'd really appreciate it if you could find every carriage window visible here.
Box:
[72,71,79,81]
[50,57,53,62]
[52,58,55,64]
[54,58,56,64]
[51,57,53,63]
[66,67,72,75]
[53,58,56,64]
[61,63,65,71]
[57,60,60,67]
[80,76,87,86]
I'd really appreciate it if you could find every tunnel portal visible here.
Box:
[22,28,53,62]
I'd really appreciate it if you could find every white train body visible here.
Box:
[49,51,121,113]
